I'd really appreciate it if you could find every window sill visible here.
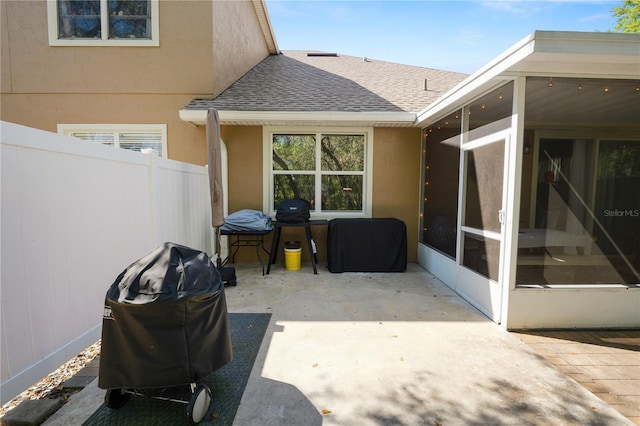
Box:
[49,39,159,47]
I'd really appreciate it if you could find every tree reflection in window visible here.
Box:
[58,1,101,38]
[57,0,150,39]
[272,133,365,212]
[321,135,364,211]
[109,0,150,39]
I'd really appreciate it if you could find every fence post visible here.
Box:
[142,149,159,248]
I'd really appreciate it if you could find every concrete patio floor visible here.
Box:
[45,262,637,425]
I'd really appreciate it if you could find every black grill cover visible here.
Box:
[327,218,407,272]
[98,242,232,390]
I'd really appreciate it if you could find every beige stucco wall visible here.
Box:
[212,1,272,97]
[220,125,421,264]
[1,1,271,164]
[221,125,264,212]
[373,128,421,263]
[1,1,214,95]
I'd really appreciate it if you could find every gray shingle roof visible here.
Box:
[183,51,468,113]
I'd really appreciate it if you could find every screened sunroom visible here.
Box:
[416,31,640,329]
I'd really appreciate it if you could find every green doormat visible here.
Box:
[83,313,272,425]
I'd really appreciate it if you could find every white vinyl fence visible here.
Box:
[1,121,216,404]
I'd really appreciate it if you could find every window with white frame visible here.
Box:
[264,127,373,218]
[47,0,159,46]
[58,124,167,157]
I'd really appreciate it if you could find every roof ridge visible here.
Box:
[280,50,468,76]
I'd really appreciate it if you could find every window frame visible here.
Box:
[47,0,159,47]
[58,123,168,158]
[263,126,373,220]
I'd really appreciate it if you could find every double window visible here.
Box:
[48,0,159,46]
[264,127,373,219]
[58,124,167,158]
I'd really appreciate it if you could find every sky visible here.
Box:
[264,0,621,74]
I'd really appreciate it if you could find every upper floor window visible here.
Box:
[264,127,373,219]
[58,124,167,158]
[47,0,159,46]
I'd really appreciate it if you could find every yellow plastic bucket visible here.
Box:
[284,248,302,271]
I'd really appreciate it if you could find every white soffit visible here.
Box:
[179,110,417,127]
[415,31,640,127]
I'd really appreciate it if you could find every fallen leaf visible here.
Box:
[211,412,220,418]
[321,409,332,415]
[312,363,318,368]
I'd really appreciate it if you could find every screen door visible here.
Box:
[457,130,509,322]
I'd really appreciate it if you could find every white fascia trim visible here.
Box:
[415,30,640,128]
[415,32,536,127]
[179,109,416,126]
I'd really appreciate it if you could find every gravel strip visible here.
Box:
[0,341,101,418]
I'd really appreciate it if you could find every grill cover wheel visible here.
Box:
[187,383,212,424]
